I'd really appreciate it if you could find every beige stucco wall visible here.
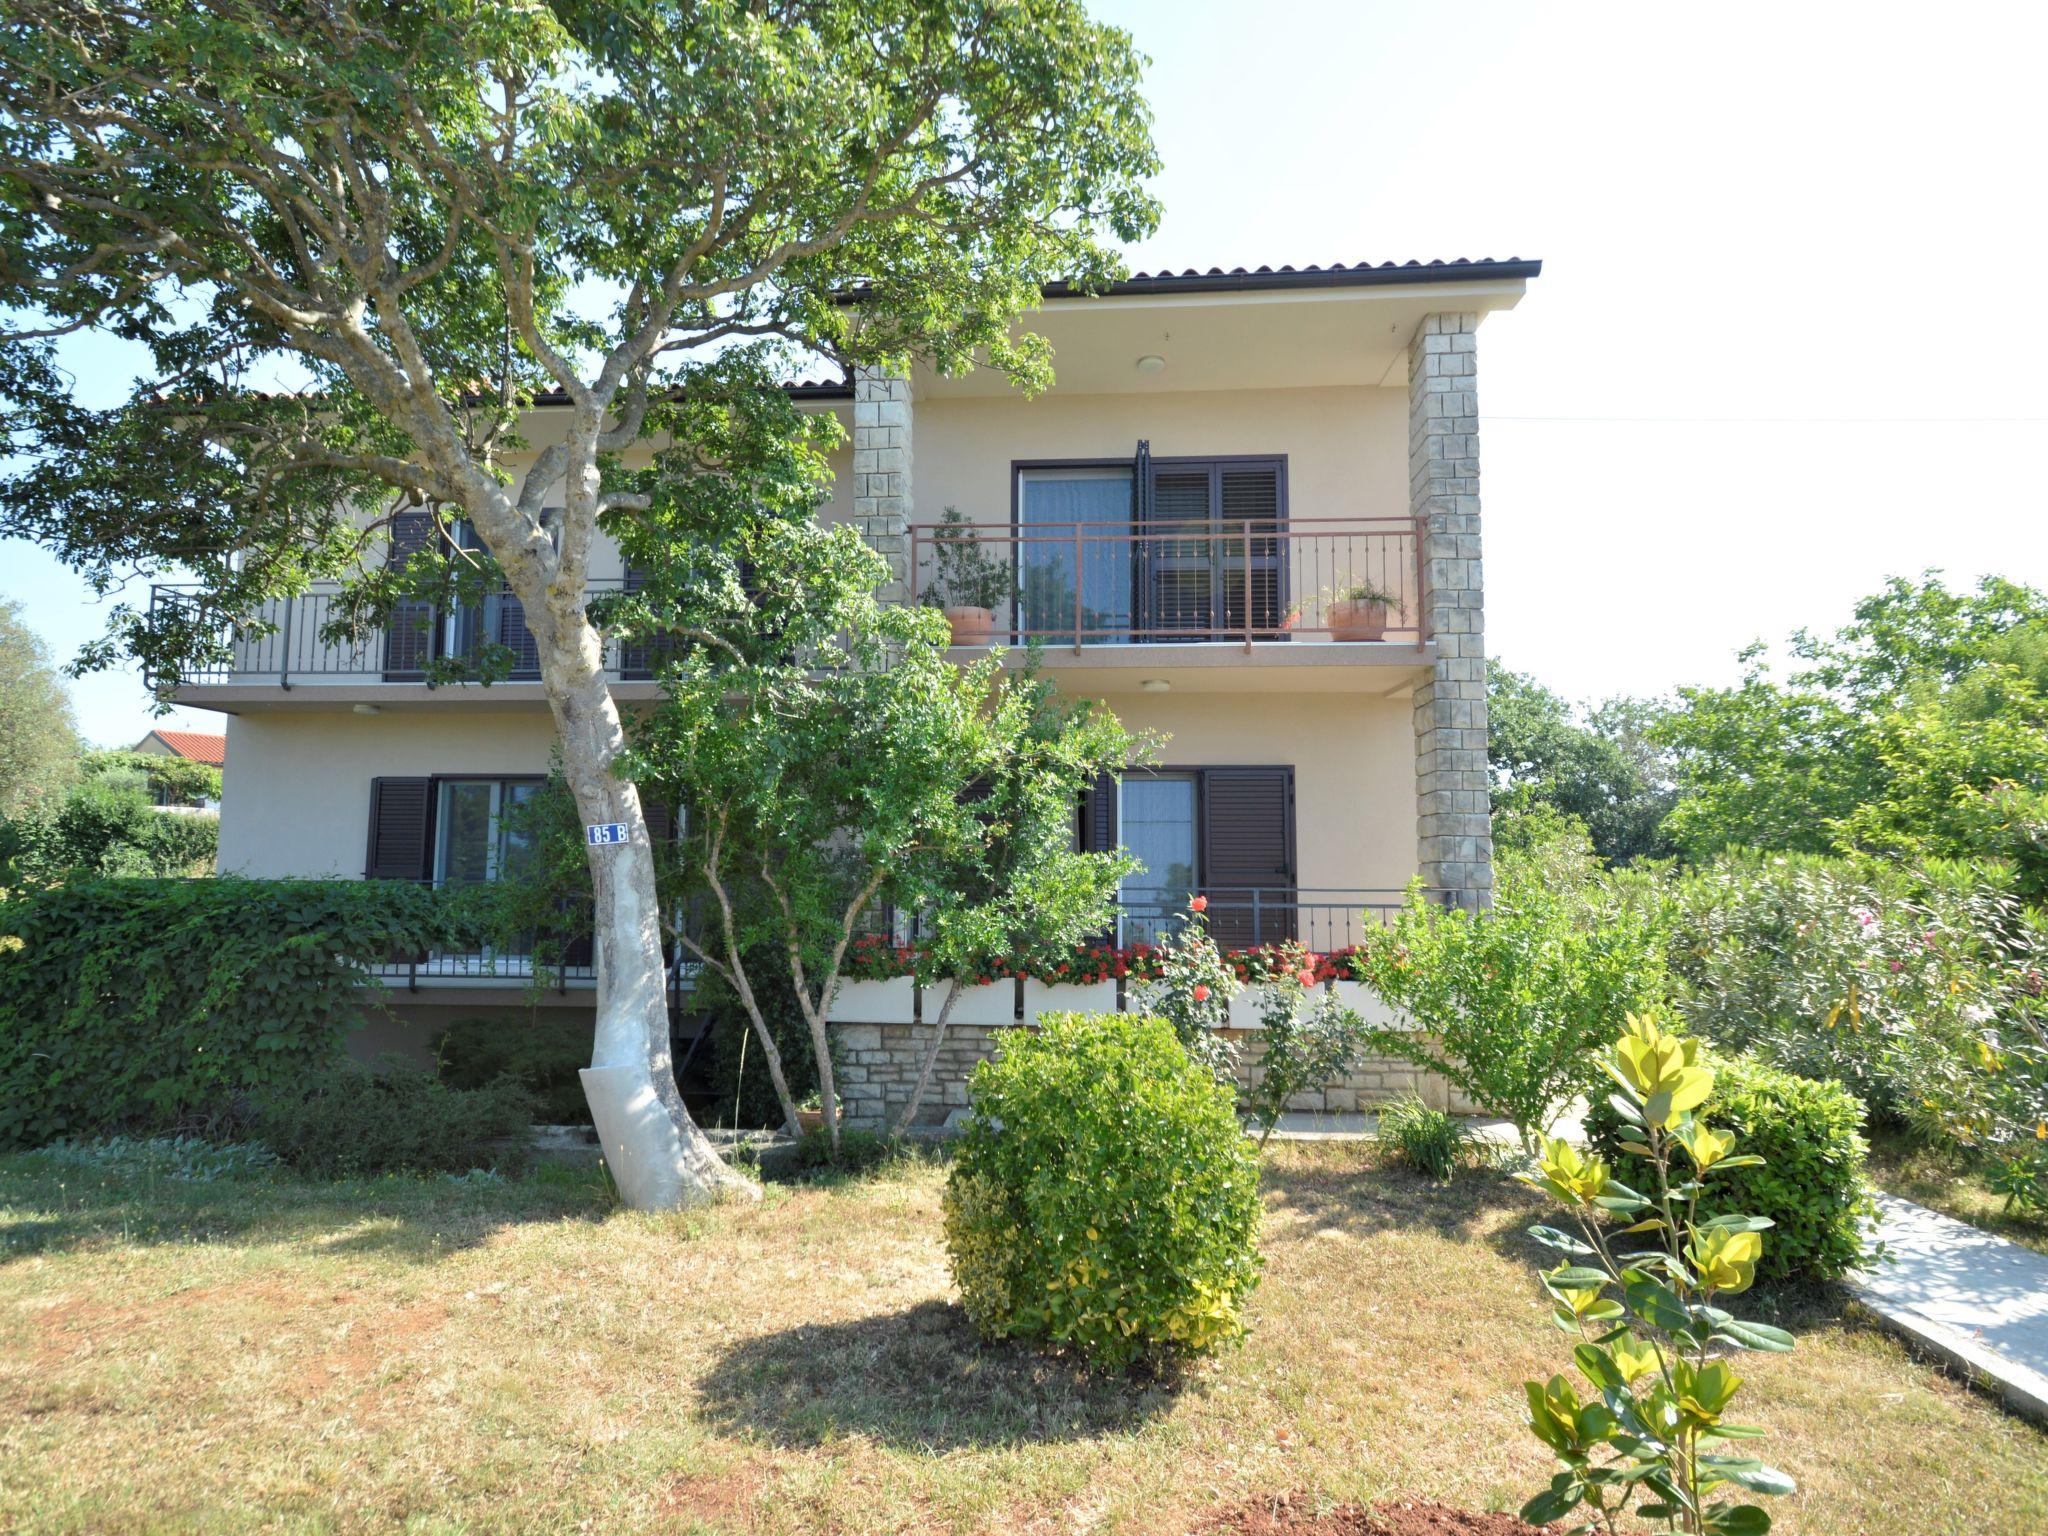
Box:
[217,706,562,877]
[1107,688,1417,896]
[216,684,1417,896]
[212,385,1419,889]
[916,383,1404,526]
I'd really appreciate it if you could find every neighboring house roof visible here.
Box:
[136,729,226,766]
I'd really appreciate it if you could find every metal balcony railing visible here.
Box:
[146,579,641,688]
[909,515,1428,649]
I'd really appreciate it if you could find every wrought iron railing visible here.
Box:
[909,515,1428,649]
[146,579,640,687]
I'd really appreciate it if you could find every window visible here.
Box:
[1086,766,1296,947]
[1017,466,1137,641]
[1013,454,1287,643]
[432,778,540,889]
[1118,773,1199,942]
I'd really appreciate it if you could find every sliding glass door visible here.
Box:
[1016,466,1135,643]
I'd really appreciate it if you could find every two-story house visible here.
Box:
[156,255,1537,1121]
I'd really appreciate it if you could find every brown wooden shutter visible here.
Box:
[1142,466,1216,635]
[1219,464,1286,636]
[488,507,553,680]
[365,777,434,881]
[1080,771,1119,853]
[617,563,648,679]
[1201,767,1295,947]
[381,511,437,679]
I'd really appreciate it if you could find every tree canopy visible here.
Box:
[1657,574,2048,897]
[1486,661,1675,866]
[0,598,80,818]
[0,0,1162,1203]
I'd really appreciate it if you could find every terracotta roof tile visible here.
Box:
[143,730,226,766]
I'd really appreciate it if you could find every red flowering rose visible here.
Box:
[1192,984,1211,1002]
[1189,895,1208,913]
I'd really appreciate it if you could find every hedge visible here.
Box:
[1585,1047,1876,1284]
[0,878,461,1147]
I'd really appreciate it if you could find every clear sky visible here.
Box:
[4,0,2044,744]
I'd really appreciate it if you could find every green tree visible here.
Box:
[81,749,221,809]
[0,598,79,818]
[1658,575,2048,890]
[627,489,1140,1157]
[1488,661,1675,865]
[0,0,1157,1206]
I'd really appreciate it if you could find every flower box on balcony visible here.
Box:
[829,976,916,1024]
[1227,983,1269,1031]
[928,978,1019,1026]
[1330,979,1410,1031]
[1021,977,1119,1024]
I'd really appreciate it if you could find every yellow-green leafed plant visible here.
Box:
[1516,1013,1796,1535]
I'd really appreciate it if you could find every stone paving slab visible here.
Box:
[1849,1193,2048,1424]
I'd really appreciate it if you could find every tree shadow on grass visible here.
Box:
[1261,1145,1544,1247]
[0,1156,612,1266]
[696,1298,1187,1451]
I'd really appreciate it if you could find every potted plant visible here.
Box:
[919,506,1013,645]
[1322,577,1403,642]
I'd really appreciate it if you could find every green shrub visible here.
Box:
[1585,1047,1875,1284]
[259,1056,534,1178]
[1518,1014,1798,1534]
[437,1014,592,1124]
[795,1125,890,1172]
[1355,860,1668,1148]
[697,953,821,1129]
[1376,1093,1468,1180]
[942,1012,1262,1369]
[1242,947,1368,1146]
[0,878,464,1147]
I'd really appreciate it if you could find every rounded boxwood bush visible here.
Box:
[1585,1047,1875,1284]
[942,1011,1263,1369]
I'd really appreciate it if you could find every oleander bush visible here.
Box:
[0,878,464,1147]
[943,1011,1263,1369]
[1585,1047,1875,1284]
[258,1056,534,1178]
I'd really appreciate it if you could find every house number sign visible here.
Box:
[585,822,633,847]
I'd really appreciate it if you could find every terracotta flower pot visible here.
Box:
[796,1108,825,1132]
[944,606,995,645]
[1326,598,1391,642]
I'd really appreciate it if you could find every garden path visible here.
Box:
[1851,1193,2048,1423]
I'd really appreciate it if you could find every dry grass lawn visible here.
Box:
[3,1141,2044,1535]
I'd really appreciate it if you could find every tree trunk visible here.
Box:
[893,976,964,1137]
[537,617,754,1210]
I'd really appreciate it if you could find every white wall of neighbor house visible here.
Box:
[1104,688,1418,895]
[217,706,561,877]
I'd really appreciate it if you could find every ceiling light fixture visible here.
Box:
[1139,678,1171,693]
[351,703,382,716]
[1134,354,1166,374]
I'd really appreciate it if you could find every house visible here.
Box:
[132,728,226,810]
[153,256,1536,1116]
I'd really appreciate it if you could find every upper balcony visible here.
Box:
[145,577,664,710]
[152,510,1436,709]
[908,511,1434,695]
